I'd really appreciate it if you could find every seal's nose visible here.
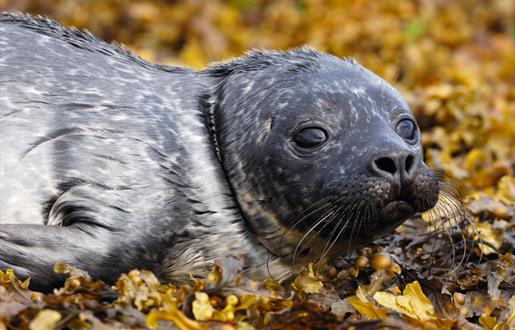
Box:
[371,152,416,181]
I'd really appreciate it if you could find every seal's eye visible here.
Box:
[396,119,417,142]
[294,127,328,148]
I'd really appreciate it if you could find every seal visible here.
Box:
[0,12,440,291]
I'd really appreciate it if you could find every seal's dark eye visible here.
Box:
[294,127,328,148]
[396,119,417,142]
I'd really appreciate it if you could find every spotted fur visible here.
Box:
[0,12,439,291]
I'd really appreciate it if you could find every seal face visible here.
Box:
[207,52,439,262]
[0,12,439,291]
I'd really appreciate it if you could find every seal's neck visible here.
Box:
[195,81,291,279]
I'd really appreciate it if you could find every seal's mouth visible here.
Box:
[373,200,415,238]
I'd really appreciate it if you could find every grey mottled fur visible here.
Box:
[0,12,439,291]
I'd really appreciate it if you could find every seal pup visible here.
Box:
[0,12,439,291]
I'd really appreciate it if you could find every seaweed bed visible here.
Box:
[1,0,514,329]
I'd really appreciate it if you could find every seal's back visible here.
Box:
[0,13,198,226]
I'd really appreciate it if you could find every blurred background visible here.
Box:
[1,0,514,195]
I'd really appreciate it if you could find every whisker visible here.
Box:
[291,205,340,271]
[292,195,356,269]
[320,200,371,267]
[419,175,482,278]
[345,201,363,253]
[298,194,354,249]
[315,203,355,267]
[265,195,336,280]
[278,196,335,256]
[438,187,480,268]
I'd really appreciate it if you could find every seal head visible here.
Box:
[207,49,439,262]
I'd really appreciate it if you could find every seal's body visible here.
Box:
[0,13,439,291]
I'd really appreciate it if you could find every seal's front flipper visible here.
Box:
[0,224,115,292]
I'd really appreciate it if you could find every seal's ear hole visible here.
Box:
[293,127,328,149]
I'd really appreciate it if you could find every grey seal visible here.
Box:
[0,12,439,291]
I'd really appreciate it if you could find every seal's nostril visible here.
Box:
[375,157,397,175]
[405,155,414,173]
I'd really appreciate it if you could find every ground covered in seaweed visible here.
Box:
[1,0,514,329]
